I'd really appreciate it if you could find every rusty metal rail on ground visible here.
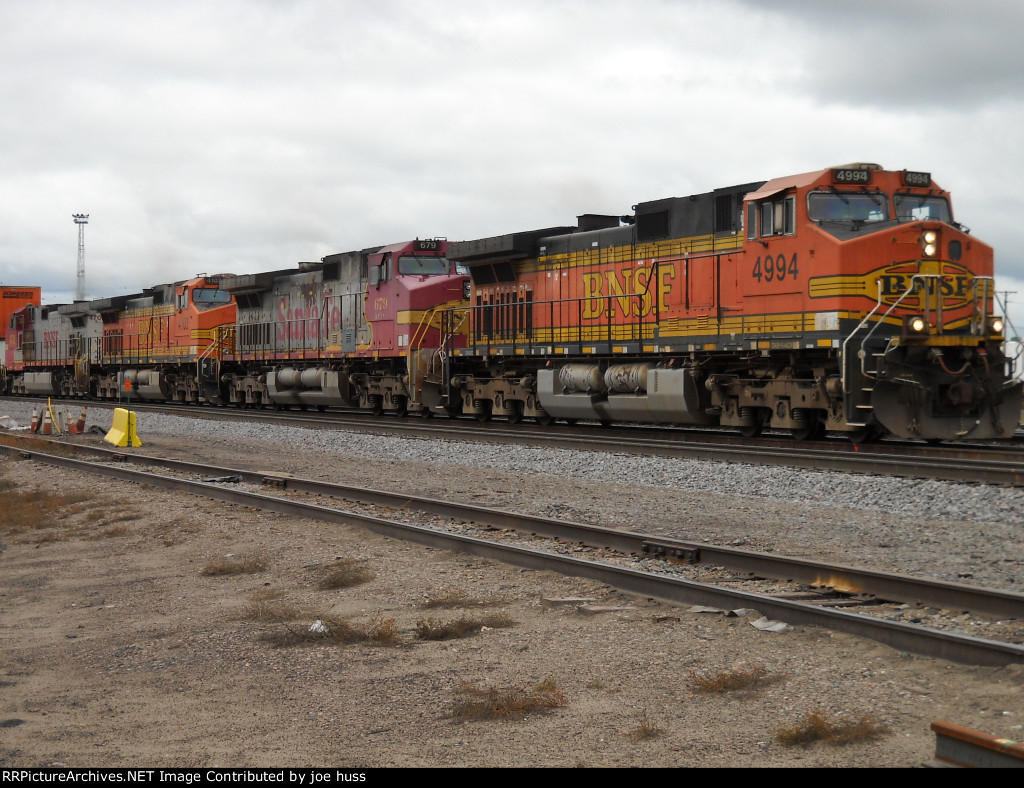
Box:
[2,441,1024,667]
[931,721,1024,767]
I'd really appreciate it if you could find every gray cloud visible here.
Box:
[1,0,1023,331]
[734,0,1024,109]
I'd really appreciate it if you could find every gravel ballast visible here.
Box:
[1,400,1023,768]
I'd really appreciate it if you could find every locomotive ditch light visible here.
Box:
[921,229,939,258]
[903,314,928,338]
[989,317,1005,336]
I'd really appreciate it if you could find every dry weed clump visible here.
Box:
[318,559,375,590]
[451,677,567,721]
[261,614,401,648]
[629,710,662,742]
[0,466,111,541]
[241,596,316,623]
[776,709,890,747]
[414,613,515,641]
[690,664,784,693]
[200,553,270,576]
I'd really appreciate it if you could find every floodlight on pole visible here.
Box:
[73,213,89,302]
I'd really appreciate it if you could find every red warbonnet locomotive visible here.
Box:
[2,164,1020,441]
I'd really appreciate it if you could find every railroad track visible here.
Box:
[931,721,1024,768]
[3,437,1023,667]
[9,397,1024,486]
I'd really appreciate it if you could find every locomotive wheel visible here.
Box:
[791,416,826,441]
[535,413,554,427]
[394,397,408,418]
[849,424,882,445]
[738,409,768,439]
[506,402,524,425]
[475,411,491,423]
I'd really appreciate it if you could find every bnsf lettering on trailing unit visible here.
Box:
[580,264,676,319]
[4,290,36,299]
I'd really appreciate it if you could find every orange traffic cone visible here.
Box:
[40,408,52,435]
[30,407,39,433]
[75,405,88,434]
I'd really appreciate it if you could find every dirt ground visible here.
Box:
[1,437,1023,768]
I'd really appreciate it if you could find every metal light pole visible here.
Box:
[72,213,89,302]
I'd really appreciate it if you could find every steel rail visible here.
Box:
[9,397,1023,485]
[931,721,1024,768]
[6,440,1024,621]
[3,444,1023,667]
[23,398,1023,486]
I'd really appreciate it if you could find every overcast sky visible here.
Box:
[3,0,1024,338]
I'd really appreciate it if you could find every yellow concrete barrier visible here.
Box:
[104,408,143,448]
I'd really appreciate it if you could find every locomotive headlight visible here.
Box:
[922,230,938,258]
[462,280,471,300]
[989,317,1005,335]
[903,314,928,338]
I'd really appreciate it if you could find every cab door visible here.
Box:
[366,252,396,353]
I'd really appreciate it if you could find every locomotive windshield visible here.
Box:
[894,194,952,223]
[192,287,232,309]
[398,255,450,276]
[807,191,889,224]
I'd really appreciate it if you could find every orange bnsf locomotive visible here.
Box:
[2,163,1020,442]
[3,275,236,401]
[441,163,1021,441]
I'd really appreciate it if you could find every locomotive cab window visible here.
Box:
[192,288,231,309]
[397,255,449,276]
[894,194,952,223]
[369,253,393,286]
[756,195,796,237]
[807,191,888,224]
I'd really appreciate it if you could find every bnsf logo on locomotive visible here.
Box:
[580,263,677,319]
[809,262,976,310]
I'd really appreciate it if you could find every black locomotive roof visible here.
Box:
[447,227,576,266]
[220,268,297,295]
[450,180,767,262]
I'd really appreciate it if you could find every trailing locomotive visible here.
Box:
[2,163,1020,442]
[2,239,470,417]
[216,239,468,414]
[441,163,1020,441]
